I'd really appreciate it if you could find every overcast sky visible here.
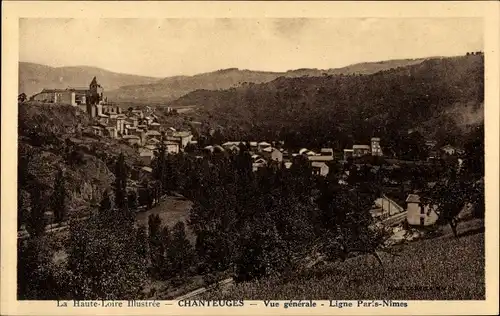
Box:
[19,18,483,78]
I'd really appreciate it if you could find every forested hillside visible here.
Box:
[170,54,484,150]
[105,58,429,104]
[18,104,140,229]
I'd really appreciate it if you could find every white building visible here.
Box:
[371,137,383,156]
[406,194,439,226]
[311,162,329,176]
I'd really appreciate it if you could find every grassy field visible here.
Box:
[201,218,485,300]
[135,196,194,241]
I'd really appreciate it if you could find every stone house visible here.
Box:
[139,148,155,166]
[164,141,180,154]
[311,162,329,176]
[123,135,141,146]
[353,145,371,157]
[406,194,439,226]
[271,148,283,162]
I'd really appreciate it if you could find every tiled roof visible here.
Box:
[406,194,421,203]
[40,88,89,93]
[311,162,328,168]
[164,141,180,145]
[173,131,192,137]
[308,156,334,162]
[353,145,371,149]
[139,150,154,157]
[68,88,89,93]
[147,131,162,136]
[222,141,241,147]
[141,166,153,173]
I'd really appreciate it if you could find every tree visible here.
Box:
[139,179,154,209]
[152,136,167,195]
[211,129,225,145]
[234,215,288,282]
[18,188,29,230]
[135,225,149,263]
[400,131,428,160]
[50,169,67,224]
[166,221,194,279]
[421,166,467,238]
[421,125,485,237]
[18,93,27,103]
[18,146,34,230]
[148,214,165,278]
[67,211,147,299]
[18,237,68,299]
[99,189,113,214]
[315,180,387,268]
[26,188,46,238]
[184,142,197,153]
[128,190,138,210]
[462,125,484,178]
[113,153,130,217]
[165,154,177,193]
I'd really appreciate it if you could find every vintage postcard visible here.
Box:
[1,1,499,315]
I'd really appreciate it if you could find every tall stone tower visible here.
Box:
[86,77,104,118]
[88,77,103,105]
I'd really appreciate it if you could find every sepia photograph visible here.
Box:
[2,1,499,315]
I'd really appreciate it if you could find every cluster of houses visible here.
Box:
[205,139,460,229]
[343,136,464,162]
[197,137,389,177]
[82,101,194,161]
[202,141,335,176]
[31,77,196,167]
[343,137,383,160]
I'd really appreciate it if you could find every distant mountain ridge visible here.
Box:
[106,58,430,103]
[19,62,161,98]
[20,57,436,104]
[166,54,484,150]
